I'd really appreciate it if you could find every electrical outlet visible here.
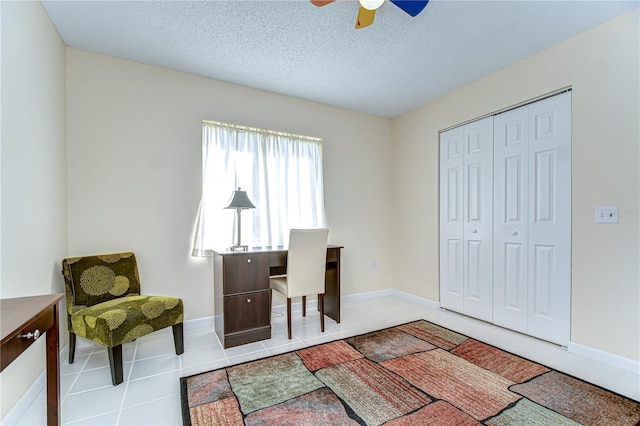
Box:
[595,206,618,223]
[371,259,377,270]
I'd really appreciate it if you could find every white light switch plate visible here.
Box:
[595,206,618,223]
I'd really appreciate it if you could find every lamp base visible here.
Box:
[229,244,249,252]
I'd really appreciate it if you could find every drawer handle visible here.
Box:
[247,259,252,263]
[20,329,40,340]
[246,298,251,303]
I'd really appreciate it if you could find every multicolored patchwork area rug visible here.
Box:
[180,320,640,425]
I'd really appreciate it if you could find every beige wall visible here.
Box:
[0,1,67,419]
[391,9,640,361]
[65,49,393,321]
[2,2,638,419]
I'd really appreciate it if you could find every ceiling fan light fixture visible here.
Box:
[359,0,385,11]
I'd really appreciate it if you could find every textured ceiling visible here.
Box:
[42,0,638,118]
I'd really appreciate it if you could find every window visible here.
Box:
[192,120,326,255]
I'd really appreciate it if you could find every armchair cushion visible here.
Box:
[63,252,141,316]
[71,295,183,348]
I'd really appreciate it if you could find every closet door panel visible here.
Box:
[439,92,570,346]
[462,117,493,322]
[439,127,464,313]
[493,107,529,333]
[527,92,571,345]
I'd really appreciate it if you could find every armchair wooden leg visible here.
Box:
[107,345,123,386]
[302,296,306,317]
[172,323,184,355]
[68,332,76,364]
[319,294,325,333]
[287,298,292,340]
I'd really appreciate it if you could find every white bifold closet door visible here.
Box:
[440,91,571,346]
[493,92,571,345]
[439,116,494,323]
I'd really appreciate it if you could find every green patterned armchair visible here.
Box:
[62,252,184,385]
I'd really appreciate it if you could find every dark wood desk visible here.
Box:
[213,246,342,348]
[1,294,64,426]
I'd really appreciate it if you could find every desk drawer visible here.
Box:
[271,249,338,267]
[223,290,271,334]
[223,253,270,294]
[1,308,54,371]
[269,252,287,268]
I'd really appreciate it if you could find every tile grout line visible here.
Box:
[115,340,138,425]
[61,346,95,405]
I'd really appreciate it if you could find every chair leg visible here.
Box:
[287,298,292,340]
[302,296,306,317]
[172,323,184,355]
[319,294,325,333]
[68,332,76,364]
[108,345,123,386]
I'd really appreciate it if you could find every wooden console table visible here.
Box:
[1,294,64,426]
[213,245,342,348]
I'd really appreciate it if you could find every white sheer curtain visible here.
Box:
[192,121,326,256]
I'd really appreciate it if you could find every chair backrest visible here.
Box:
[285,228,329,298]
[62,252,142,319]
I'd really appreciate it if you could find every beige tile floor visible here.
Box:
[10,293,640,425]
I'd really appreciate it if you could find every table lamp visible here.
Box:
[225,187,255,251]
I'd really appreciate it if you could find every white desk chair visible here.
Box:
[270,228,329,339]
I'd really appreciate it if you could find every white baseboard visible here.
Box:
[342,288,441,310]
[184,315,215,329]
[271,288,441,312]
[568,341,640,374]
[385,289,441,310]
[342,288,395,301]
[1,371,45,426]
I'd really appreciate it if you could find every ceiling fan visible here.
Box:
[311,0,430,29]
